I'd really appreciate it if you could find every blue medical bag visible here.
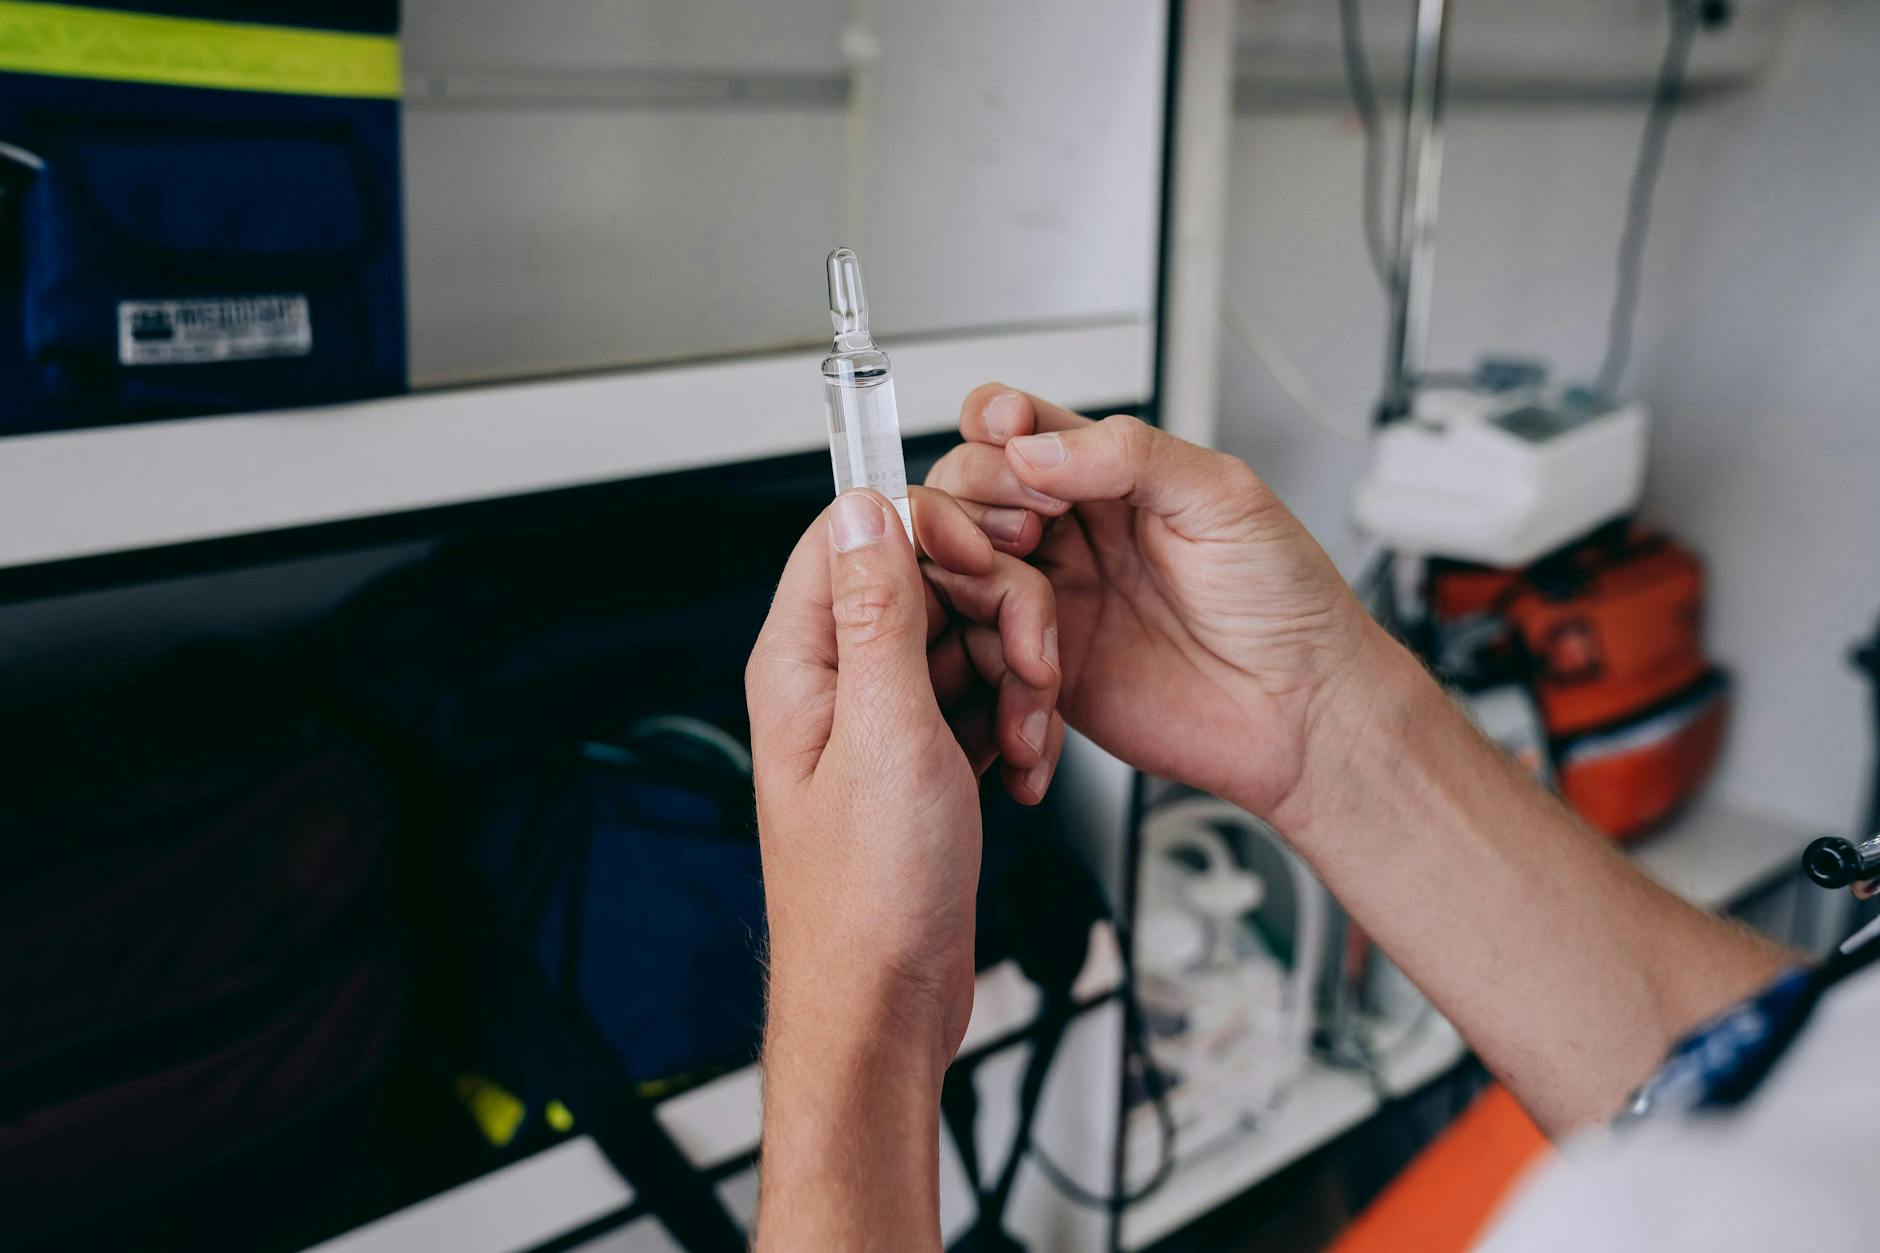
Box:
[0,3,405,433]
[464,733,768,1106]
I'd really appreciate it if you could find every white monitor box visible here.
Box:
[1352,385,1649,568]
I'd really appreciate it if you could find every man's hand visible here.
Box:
[746,487,1061,1251]
[925,384,1375,819]
[929,385,1792,1137]
[749,485,1065,1051]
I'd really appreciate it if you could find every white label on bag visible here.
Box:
[117,294,313,366]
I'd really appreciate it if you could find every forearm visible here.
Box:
[756,976,948,1252]
[1268,625,1795,1136]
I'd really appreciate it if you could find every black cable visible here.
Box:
[558,771,596,1009]
[1597,0,1700,397]
[1026,972,1179,1212]
[942,1067,985,1199]
[1339,0,1393,290]
[1103,767,1152,1253]
[1852,620,1880,839]
[1316,999,1440,1099]
[974,998,1075,1248]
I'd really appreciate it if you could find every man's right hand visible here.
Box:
[924,384,1383,820]
[933,384,1799,1141]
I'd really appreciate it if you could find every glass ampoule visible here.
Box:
[821,248,913,542]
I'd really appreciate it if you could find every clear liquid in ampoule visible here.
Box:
[822,248,913,542]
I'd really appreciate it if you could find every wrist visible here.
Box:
[766,950,957,1089]
[758,964,949,1253]
[1265,620,1435,844]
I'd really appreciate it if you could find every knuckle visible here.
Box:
[1198,454,1281,535]
[915,482,957,513]
[1103,413,1153,463]
[1025,579,1056,624]
[744,640,779,701]
[923,447,965,488]
[1010,555,1052,603]
[958,447,1010,498]
[832,583,913,643]
[965,380,1007,410]
[1215,452,1263,495]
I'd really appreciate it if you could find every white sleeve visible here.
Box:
[1473,970,1880,1252]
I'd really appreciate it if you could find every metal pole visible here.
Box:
[1379,0,1453,424]
[1156,0,1238,449]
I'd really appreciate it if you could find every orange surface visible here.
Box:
[1429,564,1525,623]
[1559,687,1728,842]
[1508,543,1707,737]
[1330,1085,1552,1253]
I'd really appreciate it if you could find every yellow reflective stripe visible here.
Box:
[0,2,399,99]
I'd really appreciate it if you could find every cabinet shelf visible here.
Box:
[0,319,1149,576]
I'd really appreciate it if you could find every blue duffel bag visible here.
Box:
[0,3,405,433]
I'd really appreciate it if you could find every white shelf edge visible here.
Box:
[654,1066,763,1172]
[1120,1058,1376,1251]
[1627,796,1816,910]
[1378,1013,1468,1098]
[301,1136,632,1253]
[0,319,1150,573]
[960,921,1124,1057]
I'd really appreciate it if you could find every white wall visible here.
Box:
[401,0,1163,385]
[1217,0,1877,831]
[401,0,849,383]
[1217,100,1714,564]
[1639,0,1880,833]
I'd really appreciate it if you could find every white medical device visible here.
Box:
[1353,0,1651,568]
[1130,796,1328,1169]
[1352,383,1648,567]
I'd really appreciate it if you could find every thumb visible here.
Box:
[1004,413,1268,540]
[826,490,936,728]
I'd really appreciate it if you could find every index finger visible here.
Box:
[959,383,1094,447]
[922,552,1061,780]
[908,485,994,577]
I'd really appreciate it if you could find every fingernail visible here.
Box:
[1041,626,1060,675]
[1019,709,1048,755]
[1011,433,1066,469]
[831,492,888,552]
[984,392,1025,441]
[982,507,1028,543]
[1025,756,1055,798]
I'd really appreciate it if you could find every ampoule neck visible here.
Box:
[821,343,891,381]
[832,327,876,354]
